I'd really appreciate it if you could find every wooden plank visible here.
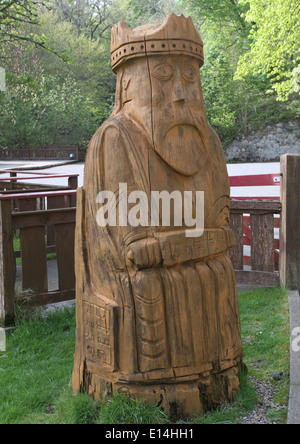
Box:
[55,222,75,291]
[47,195,69,246]
[0,186,69,194]
[231,196,280,201]
[280,154,300,290]
[230,199,282,213]
[229,213,244,270]
[234,270,279,287]
[16,289,75,308]
[15,245,56,259]
[0,190,76,200]
[68,176,78,207]
[18,198,38,212]
[47,195,69,210]
[0,200,15,325]
[12,207,76,230]
[20,226,48,293]
[68,176,78,190]
[251,213,275,273]
[243,215,280,230]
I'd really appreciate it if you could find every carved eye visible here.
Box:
[182,65,198,82]
[153,64,174,81]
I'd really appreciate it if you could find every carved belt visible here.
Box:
[126,228,235,270]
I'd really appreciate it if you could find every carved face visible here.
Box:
[121,55,209,176]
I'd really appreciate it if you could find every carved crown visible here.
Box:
[111,13,204,73]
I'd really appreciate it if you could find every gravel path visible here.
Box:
[241,377,287,424]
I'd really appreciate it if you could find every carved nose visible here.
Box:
[173,70,185,103]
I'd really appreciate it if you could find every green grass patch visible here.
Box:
[193,287,290,424]
[96,393,170,425]
[239,287,290,389]
[0,287,290,424]
[0,307,76,424]
[239,286,290,423]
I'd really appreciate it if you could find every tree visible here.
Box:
[235,0,300,101]
[0,0,68,60]
[50,0,113,40]
[182,0,249,31]
[0,1,46,49]
[0,1,116,148]
[0,74,99,146]
[180,0,300,143]
[37,9,115,121]
[112,0,184,29]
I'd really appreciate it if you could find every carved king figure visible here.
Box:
[73,14,244,418]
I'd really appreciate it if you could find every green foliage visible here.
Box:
[1,0,300,150]
[116,0,184,28]
[37,10,115,120]
[0,73,100,146]
[0,0,41,34]
[0,0,62,56]
[201,51,237,130]
[235,0,300,101]
[182,0,300,143]
[0,1,117,150]
[182,0,249,32]
[49,0,113,40]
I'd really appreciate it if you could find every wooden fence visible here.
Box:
[229,200,281,287]
[0,146,78,161]
[0,172,78,325]
[0,154,299,326]
[229,172,281,287]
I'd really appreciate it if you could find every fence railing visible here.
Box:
[0,146,78,161]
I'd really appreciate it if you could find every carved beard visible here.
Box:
[153,123,208,177]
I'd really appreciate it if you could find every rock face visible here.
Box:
[226,121,300,163]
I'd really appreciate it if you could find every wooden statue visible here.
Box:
[73,13,244,418]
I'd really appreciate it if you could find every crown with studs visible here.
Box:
[111,14,204,73]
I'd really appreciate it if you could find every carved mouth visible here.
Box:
[163,124,203,143]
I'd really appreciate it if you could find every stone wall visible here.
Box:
[225,120,300,163]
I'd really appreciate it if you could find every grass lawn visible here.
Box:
[0,287,290,424]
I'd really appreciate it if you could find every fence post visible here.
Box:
[68,176,78,207]
[0,199,15,325]
[280,154,300,290]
